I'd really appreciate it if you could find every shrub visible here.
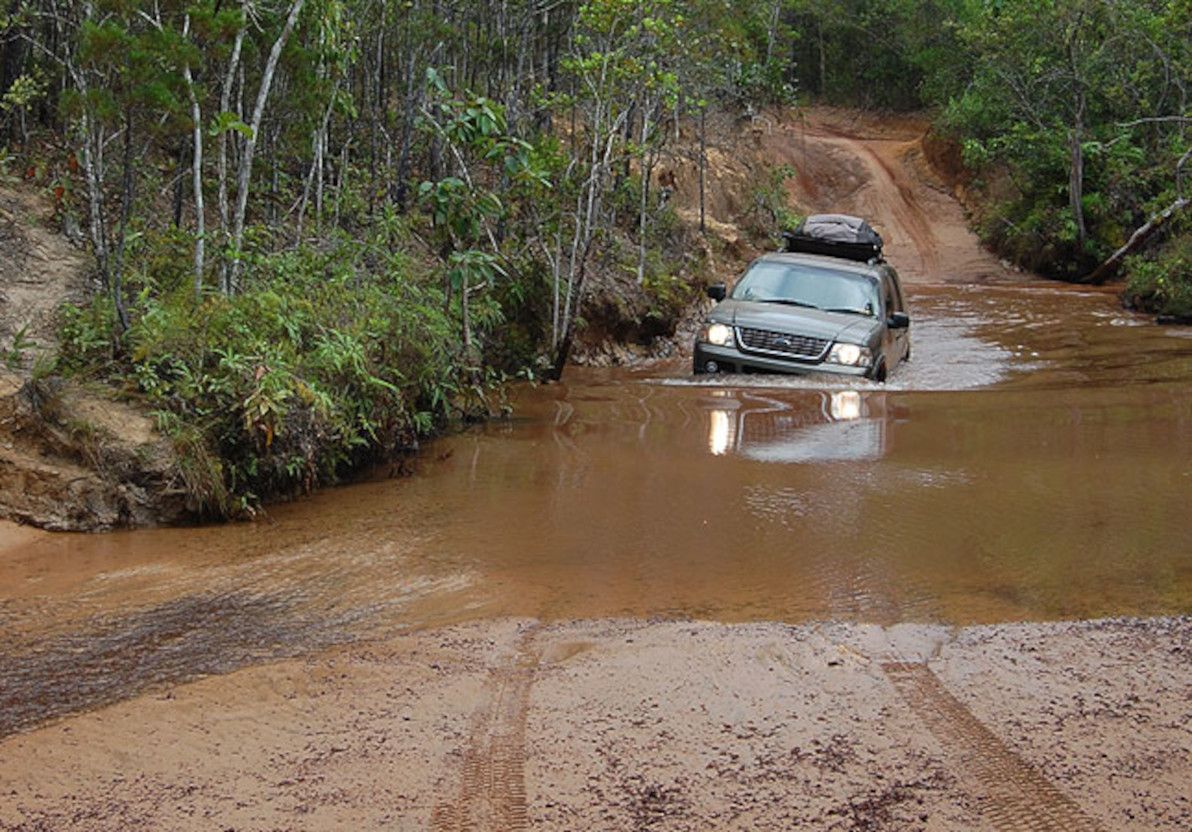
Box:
[1124,232,1192,318]
[60,239,474,517]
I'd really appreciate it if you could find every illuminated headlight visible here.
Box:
[827,342,872,367]
[701,322,734,347]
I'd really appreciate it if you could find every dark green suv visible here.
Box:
[694,216,910,382]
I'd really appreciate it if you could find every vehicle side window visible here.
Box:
[891,272,905,312]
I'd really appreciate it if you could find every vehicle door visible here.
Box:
[884,268,910,364]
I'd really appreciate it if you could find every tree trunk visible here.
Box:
[217,11,246,293]
[699,108,707,234]
[636,95,651,285]
[817,18,826,97]
[79,113,109,289]
[183,18,205,300]
[172,139,186,228]
[1069,125,1086,247]
[228,0,306,293]
[109,114,135,334]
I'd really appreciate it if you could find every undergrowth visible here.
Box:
[58,228,495,518]
[1124,230,1192,318]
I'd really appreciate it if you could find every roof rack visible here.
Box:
[782,214,884,264]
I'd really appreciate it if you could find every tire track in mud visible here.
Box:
[866,141,943,280]
[799,126,943,281]
[882,661,1106,832]
[431,627,538,831]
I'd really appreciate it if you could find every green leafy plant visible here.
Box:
[4,325,36,370]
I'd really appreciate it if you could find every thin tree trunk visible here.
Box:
[394,43,420,210]
[636,95,651,285]
[817,18,826,97]
[109,114,135,333]
[217,10,246,293]
[1069,123,1086,247]
[229,0,307,293]
[765,0,780,66]
[172,139,186,228]
[296,94,334,243]
[551,104,626,380]
[699,107,707,234]
[79,122,113,313]
[183,15,205,300]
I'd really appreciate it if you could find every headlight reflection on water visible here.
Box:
[830,390,863,421]
[708,410,734,455]
[709,391,863,458]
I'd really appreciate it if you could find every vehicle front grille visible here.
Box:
[736,327,830,360]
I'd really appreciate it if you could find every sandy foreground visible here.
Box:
[0,616,1188,831]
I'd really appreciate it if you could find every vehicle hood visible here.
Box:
[710,299,881,344]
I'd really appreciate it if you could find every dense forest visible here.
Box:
[792,0,1190,296]
[1,0,1188,514]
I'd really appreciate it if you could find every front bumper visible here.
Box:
[693,342,872,378]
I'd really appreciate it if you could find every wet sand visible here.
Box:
[1,617,1188,831]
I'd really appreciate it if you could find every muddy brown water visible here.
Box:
[2,282,1192,735]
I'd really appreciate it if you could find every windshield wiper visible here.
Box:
[820,307,872,317]
[759,298,819,309]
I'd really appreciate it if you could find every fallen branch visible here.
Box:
[1083,146,1191,284]
[1083,197,1188,284]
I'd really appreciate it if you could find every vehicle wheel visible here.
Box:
[871,361,888,383]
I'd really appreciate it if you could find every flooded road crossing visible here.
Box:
[2,283,1192,734]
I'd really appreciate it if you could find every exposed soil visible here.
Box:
[0,188,88,361]
[783,109,1023,286]
[0,617,1187,831]
[0,186,186,531]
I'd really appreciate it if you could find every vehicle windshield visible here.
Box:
[731,261,879,316]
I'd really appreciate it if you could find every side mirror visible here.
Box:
[888,312,910,330]
[706,283,727,302]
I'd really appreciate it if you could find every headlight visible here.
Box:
[701,322,734,346]
[827,342,872,367]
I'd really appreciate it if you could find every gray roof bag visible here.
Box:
[783,214,884,262]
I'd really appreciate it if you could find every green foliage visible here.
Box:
[789,0,966,109]
[1125,232,1192,318]
[1,72,47,114]
[60,234,478,518]
[935,0,1191,279]
[747,163,802,240]
[4,325,36,370]
[641,258,694,325]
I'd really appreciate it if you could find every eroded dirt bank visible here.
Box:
[0,187,187,530]
[1,617,1187,831]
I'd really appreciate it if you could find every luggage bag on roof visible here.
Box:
[782,214,883,263]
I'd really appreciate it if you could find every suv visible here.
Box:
[693,215,910,382]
